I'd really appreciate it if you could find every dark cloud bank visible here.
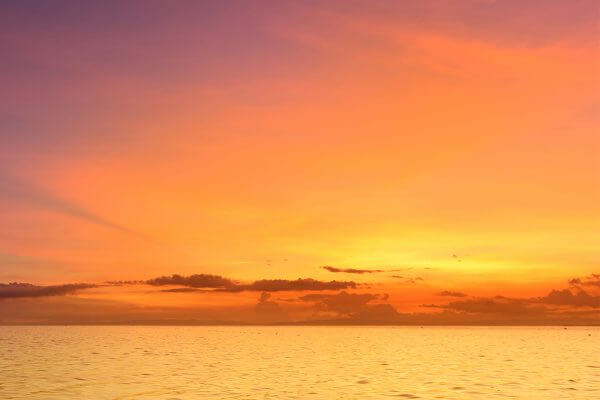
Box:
[0,274,356,299]
[1,274,598,325]
[145,274,357,292]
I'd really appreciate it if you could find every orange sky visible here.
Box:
[0,1,598,324]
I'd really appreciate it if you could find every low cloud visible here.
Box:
[428,296,546,316]
[297,291,401,323]
[569,274,600,288]
[322,266,384,274]
[254,292,288,322]
[537,289,600,308]
[299,291,378,314]
[146,274,235,289]
[349,303,400,323]
[0,282,96,299]
[106,280,146,286]
[222,278,356,292]
[438,290,468,297]
[425,286,600,318]
[160,287,201,293]
[6,274,597,325]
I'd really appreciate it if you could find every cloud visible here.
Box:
[146,274,235,289]
[299,291,378,314]
[322,266,384,274]
[425,286,600,318]
[298,291,402,323]
[438,290,468,297]
[105,280,146,286]
[160,287,201,293]
[537,289,600,308]
[349,303,400,324]
[391,276,423,284]
[569,274,600,288]
[254,292,288,322]
[0,174,145,237]
[7,274,596,325]
[222,278,356,292]
[429,296,546,316]
[0,282,96,299]
[1,282,598,325]
[144,274,357,293]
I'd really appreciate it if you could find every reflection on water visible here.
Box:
[0,326,598,399]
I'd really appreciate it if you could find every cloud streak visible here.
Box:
[146,274,235,289]
[0,282,96,299]
[0,174,145,237]
[220,278,356,292]
[322,266,384,274]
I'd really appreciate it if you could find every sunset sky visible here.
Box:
[1,0,598,324]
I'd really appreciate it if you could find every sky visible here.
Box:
[0,0,598,325]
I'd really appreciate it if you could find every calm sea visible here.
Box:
[0,326,598,399]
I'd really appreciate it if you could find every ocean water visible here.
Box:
[0,326,598,399]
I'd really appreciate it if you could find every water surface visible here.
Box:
[1,326,598,399]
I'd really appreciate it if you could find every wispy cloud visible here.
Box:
[391,276,423,284]
[0,174,145,237]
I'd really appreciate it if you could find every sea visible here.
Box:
[0,326,598,399]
